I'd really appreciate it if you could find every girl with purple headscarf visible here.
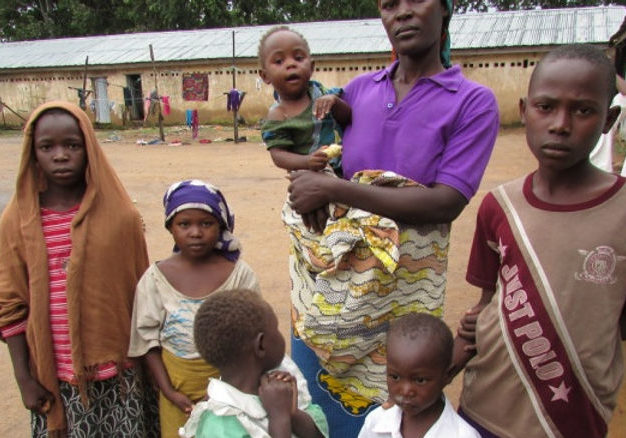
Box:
[128,180,261,438]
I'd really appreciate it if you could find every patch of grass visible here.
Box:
[0,128,23,138]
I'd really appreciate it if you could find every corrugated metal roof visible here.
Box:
[451,6,624,49]
[0,6,623,70]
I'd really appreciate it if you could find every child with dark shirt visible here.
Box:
[452,44,625,438]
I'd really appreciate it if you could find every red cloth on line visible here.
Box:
[161,96,170,115]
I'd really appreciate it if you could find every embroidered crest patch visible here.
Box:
[575,246,625,284]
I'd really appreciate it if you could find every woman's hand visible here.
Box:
[17,375,54,414]
[301,208,329,234]
[287,170,332,214]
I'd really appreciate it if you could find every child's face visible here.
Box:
[168,209,221,259]
[260,304,285,371]
[259,30,313,101]
[386,333,450,419]
[520,58,615,172]
[33,112,87,188]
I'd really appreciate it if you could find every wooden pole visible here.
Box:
[149,44,165,142]
[80,56,89,110]
[232,30,239,144]
[0,98,27,122]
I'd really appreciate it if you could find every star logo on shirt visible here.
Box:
[549,381,571,403]
[497,238,508,260]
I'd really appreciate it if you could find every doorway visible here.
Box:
[125,74,144,120]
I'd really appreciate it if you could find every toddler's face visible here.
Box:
[33,111,87,189]
[386,333,449,419]
[260,30,313,101]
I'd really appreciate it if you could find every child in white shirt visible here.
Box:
[358,313,479,438]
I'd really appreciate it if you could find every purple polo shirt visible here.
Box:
[342,62,499,201]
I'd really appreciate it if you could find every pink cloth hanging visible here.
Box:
[161,96,171,116]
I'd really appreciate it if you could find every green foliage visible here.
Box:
[0,0,623,41]
[454,0,624,12]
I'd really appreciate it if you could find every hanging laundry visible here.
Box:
[185,109,193,128]
[227,88,241,112]
[182,73,209,101]
[161,96,171,116]
[191,109,199,139]
[143,99,150,121]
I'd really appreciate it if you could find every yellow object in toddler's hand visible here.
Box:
[323,144,342,159]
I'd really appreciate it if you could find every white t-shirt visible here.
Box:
[357,396,480,438]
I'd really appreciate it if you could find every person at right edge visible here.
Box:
[453,44,625,438]
[286,1,499,436]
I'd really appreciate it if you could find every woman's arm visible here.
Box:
[144,348,193,414]
[288,170,467,226]
[6,333,55,413]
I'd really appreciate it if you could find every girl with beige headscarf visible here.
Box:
[0,102,158,437]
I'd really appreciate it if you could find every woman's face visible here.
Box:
[379,0,447,59]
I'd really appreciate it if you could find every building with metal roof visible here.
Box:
[0,6,624,125]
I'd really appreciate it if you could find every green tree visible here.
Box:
[454,0,625,12]
[1,0,624,41]
[118,0,233,32]
[280,0,379,22]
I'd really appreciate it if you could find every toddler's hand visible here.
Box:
[167,390,193,415]
[259,372,297,416]
[308,150,329,171]
[18,376,54,414]
[313,95,338,120]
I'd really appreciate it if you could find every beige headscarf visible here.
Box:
[0,101,149,436]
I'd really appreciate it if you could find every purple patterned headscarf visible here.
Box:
[163,179,240,261]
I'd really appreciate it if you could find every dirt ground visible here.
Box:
[0,125,624,437]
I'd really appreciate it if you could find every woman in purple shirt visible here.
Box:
[288,1,499,436]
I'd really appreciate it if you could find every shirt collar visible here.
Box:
[372,405,403,435]
[373,61,462,92]
[207,378,267,420]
